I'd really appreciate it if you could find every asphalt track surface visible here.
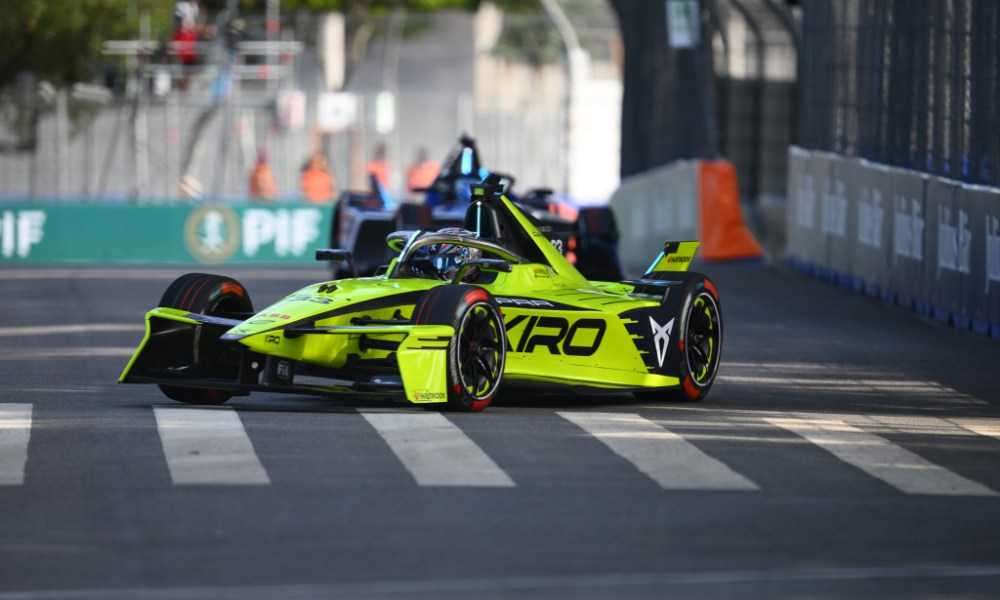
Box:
[1,262,998,599]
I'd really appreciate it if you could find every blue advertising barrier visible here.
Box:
[786,147,1000,338]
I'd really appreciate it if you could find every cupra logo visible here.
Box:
[649,316,675,367]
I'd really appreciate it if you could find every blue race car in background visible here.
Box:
[330,135,625,281]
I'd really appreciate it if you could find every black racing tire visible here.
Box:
[634,271,722,403]
[411,285,506,412]
[156,273,254,405]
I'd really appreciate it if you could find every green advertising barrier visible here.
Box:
[0,202,333,265]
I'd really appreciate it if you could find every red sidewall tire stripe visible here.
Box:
[179,277,210,311]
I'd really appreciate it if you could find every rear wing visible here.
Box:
[645,241,700,274]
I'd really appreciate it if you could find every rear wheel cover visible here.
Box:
[633,272,723,403]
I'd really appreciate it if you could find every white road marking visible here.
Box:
[952,420,1000,441]
[0,347,137,360]
[0,404,32,485]
[362,412,515,487]
[558,412,759,491]
[0,323,145,337]
[154,407,270,485]
[766,416,998,496]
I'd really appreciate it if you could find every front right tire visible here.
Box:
[156,273,254,405]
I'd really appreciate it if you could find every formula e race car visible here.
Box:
[120,182,722,412]
[331,135,624,281]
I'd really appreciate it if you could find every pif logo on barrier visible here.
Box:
[0,210,46,258]
[185,204,241,263]
[243,208,323,257]
[185,205,324,263]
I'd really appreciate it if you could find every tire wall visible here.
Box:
[786,146,1000,338]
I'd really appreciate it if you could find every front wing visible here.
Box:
[120,307,457,405]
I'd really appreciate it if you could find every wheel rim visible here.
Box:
[686,293,720,385]
[457,303,504,399]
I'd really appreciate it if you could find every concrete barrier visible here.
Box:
[610,159,763,275]
[610,161,699,274]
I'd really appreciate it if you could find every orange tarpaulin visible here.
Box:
[698,161,764,261]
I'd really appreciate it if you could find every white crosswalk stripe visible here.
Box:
[362,412,516,487]
[952,419,1000,441]
[0,403,32,486]
[154,406,271,485]
[766,416,998,497]
[558,412,760,491]
[6,402,1000,494]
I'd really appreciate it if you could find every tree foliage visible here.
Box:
[0,0,171,91]
[0,0,555,93]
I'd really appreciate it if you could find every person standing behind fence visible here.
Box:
[174,0,199,30]
[249,150,277,201]
[301,151,338,203]
[365,144,390,191]
[406,147,440,197]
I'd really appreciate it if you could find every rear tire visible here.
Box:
[634,271,722,402]
[411,286,506,412]
[156,273,254,405]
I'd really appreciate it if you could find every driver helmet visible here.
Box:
[423,227,481,279]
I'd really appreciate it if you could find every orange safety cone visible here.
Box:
[698,160,764,261]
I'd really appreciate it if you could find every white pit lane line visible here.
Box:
[361,412,516,488]
[154,407,270,486]
[766,416,998,497]
[0,403,32,486]
[559,412,759,491]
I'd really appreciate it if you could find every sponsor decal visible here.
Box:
[666,255,691,264]
[504,315,606,356]
[937,207,971,275]
[648,316,675,368]
[185,204,241,263]
[185,205,325,263]
[822,178,847,237]
[496,297,555,308]
[893,194,924,263]
[413,391,446,401]
[0,210,46,258]
[276,360,291,381]
[795,173,816,229]
[288,294,334,305]
[857,187,884,249]
[987,215,1000,292]
[264,335,281,345]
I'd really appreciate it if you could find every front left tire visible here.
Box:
[411,285,506,411]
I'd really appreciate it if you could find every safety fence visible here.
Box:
[786,146,1000,338]
[799,0,1000,187]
